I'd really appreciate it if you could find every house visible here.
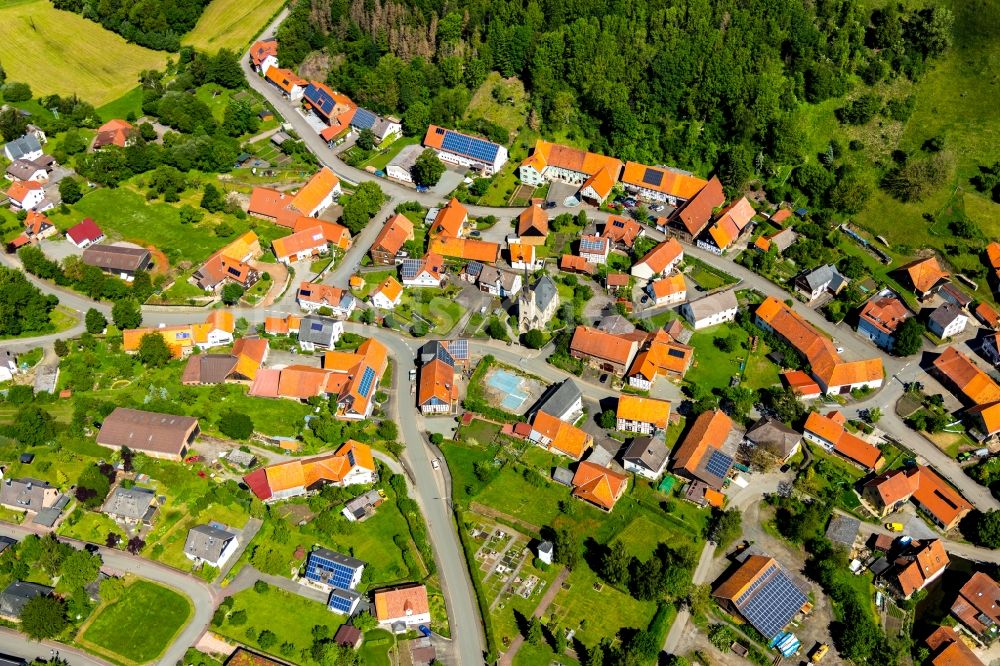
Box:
[795,264,849,301]
[895,539,949,599]
[0,478,59,513]
[5,158,48,183]
[518,274,560,333]
[273,226,328,264]
[931,347,1000,437]
[0,351,19,383]
[743,418,802,463]
[305,547,365,593]
[508,242,540,271]
[616,395,671,434]
[569,326,639,375]
[623,435,669,480]
[605,273,629,293]
[386,144,424,183]
[803,411,884,471]
[781,370,822,400]
[5,180,45,211]
[297,283,356,317]
[81,244,152,281]
[341,489,385,522]
[574,234,609,265]
[371,276,404,310]
[400,253,445,288]
[93,119,135,150]
[701,197,756,254]
[681,290,739,330]
[264,67,307,101]
[670,176,725,241]
[861,465,972,530]
[601,215,643,250]
[374,584,431,629]
[97,408,199,461]
[122,312,235,357]
[18,210,56,243]
[517,205,548,245]
[297,315,345,350]
[0,582,52,620]
[671,410,734,491]
[712,555,809,640]
[527,379,583,423]
[621,161,708,206]
[231,337,269,381]
[627,329,694,388]
[371,214,415,265]
[244,440,377,501]
[294,217,351,251]
[755,297,883,395]
[181,354,239,386]
[303,82,355,126]
[184,524,239,568]
[102,486,158,525]
[857,294,910,351]
[3,134,42,162]
[423,125,508,176]
[900,256,950,299]
[417,356,459,415]
[631,238,684,282]
[975,301,1000,330]
[528,410,593,459]
[928,302,968,339]
[825,514,862,554]
[518,139,623,204]
[429,198,469,239]
[951,572,1000,640]
[925,626,984,666]
[428,236,500,264]
[647,274,687,306]
[571,462,628,511]
[478,266,522,299]
[334,625,363,650]
[264,314,301,336]
[558,254,595,275]
[193,232,262,292]
[248,168,341,226]
[537,541,554,565]
[248,38,278,75]
[350,107,401,145]
[940,283,973,309]
[753,228,797,254]
[65,218,105,249]
[325,338,389,419]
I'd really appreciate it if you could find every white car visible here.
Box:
[836,347,845,354]
[431,459,440,470]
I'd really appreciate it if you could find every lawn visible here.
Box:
[397,291,466,335]
[464,72,530,140]
[0,0,168,105]
[57,510,126,545]
[363,135,422,172]
[686,325,752,391]
[80,580,192,663]
[182,0,287,52]
[685,257,739,291]
[148,502,249,572]
[97,86,144,123]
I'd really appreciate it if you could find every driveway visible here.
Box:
[432,168,465,197]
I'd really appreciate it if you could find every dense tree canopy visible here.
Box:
[0,267,57,336]
[51,0,212,51]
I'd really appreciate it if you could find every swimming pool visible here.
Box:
[486,369,529,411]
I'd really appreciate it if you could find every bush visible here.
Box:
[219,411,254,439]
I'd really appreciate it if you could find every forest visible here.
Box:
[50,0,211,51]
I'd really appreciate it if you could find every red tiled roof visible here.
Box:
[677,176,724,237]
[66,218,103,245]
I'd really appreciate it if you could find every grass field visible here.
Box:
[97,86,144,123]
[213,586,341,657]
[0,0,167,105]
[464,72,530,140]
[182,0,286,52]
[80,580,192,663]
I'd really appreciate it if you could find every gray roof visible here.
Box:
[532,275,559,312]
[930,302,964,329]
[311,547,366,571]
[226,449,257,467]
[597,314,635,335]
[531,379,582,420]
[0,653,26,666]
[299,315,342,347]
[623,435,669,474]
[342,489,383,520]
[744,418,802,458]
[0,581,51,618]
[0,478,54,511]
[538,540,553,554]
[82,244,152,273]
[3,135,41,160]
[552,467,574,486]
[684,290,738,321]
[103,485,156,520]
[387,143,423,173]
[801,264,840,292]
[825,515,860,548]
[32,507,61,527]
[479,265,519,291]
[0,537,16,554]
[184,523,237,561]
[5,158,46,180]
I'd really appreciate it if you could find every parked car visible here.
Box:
[431,459,440,470]
[599,374,609,383]
[409,369,417,381]
[543,200,557,209]
[885,522,904,532]
[469,230,482,238]
[624,198,637,207]
[652,204,665,212]
[416,185,429,193]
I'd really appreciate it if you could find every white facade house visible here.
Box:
[647,275,687,306]
[371,280,403,310]
[7,182,46,211]
[424,125,508,176]
[0,351,19,383]
[928,303,968,339]
[578,235,610,265]
[630,239,684,282]
[385,144,422,184]
[681,290,739,330]
[183,524,239,569]
[197,325,234,350]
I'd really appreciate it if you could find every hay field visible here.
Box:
[182,0,285,52]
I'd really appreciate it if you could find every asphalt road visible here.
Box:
[0,627,110,666]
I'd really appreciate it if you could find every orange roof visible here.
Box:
[232,337,268,380]
[677,176,725,237]
[635,238,683,274]
[293,217,351,250]
[650,274,686,300]
[902,256,950,295]
[569,326,637,365]
[349,275,365,289]
[248,39,278,66]
[94,119,134,148]
[418,357,456,408]
[262,440,375,493]
[898,540,949,598]
[621,162,708,199]
[290,168,340,215]
[265,315,300,335]
[272,225,328,260]
[334,338,388,418]
[927,626,983,666]
[581,167,616,199]
[704,488,725,508]
[975,302,1000,329]
[859,297,910,335]
[804,410,843,442]
[628,330,693,381]
[531,410,592,459]
[508,242,534,265]
[276,365,334,399]
[24,210,52,236]
[988,243,1000,270]
[933,346,1000,405]
[601,215,643,248]
[520,139,623,183]
[708,218,740,249]
[617,395,671,429]
[6,180,42,202]
[754,235,771,252]
[248,187,298,227]
[517,205,548,237]
[672,410,732,482]
[865,468,920,506]
[265,67,307,94]
[770,208,792,226]
[374,585,429,622]
[805,411,883,469]
[559,254,596,275]
[868,466,972,527]
[714,554,777,601]
[428,237,499,263]
[372,214,414,256]
[374,276,403,303]
[205,310,235,333]
[717,197,756,232]
[571,461,628,511]
[781,370,821,395]
[429,198,468,238]
[969,400,1000,436]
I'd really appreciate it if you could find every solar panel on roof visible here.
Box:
[351,107,378,130]
[738,570,807,639]
[667,348,686,358]
[613,220,625,228]
[358,366,376,397]
[400,258,422,280]
[439,129,500,163]
[328,590,357,613]
[435,344,455,367]
[435,127,445,135]
[449,339,469,359]
[311,322,323,332]
[705,449,733,480]
[642,167,664,187]
[580,237,605,252]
